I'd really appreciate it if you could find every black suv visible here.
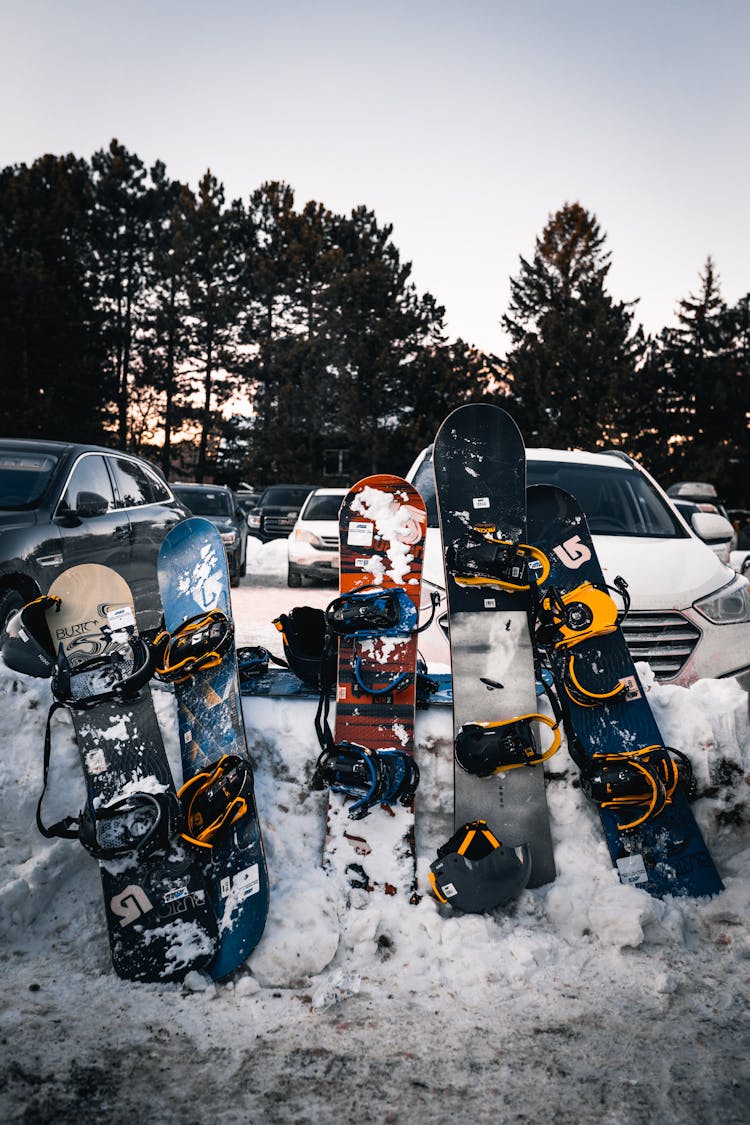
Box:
[247,484,315,543]
[170,483,248,587]
[0,439,189,642]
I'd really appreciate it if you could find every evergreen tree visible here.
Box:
[659,259,749,497]
[184,171,244,481]
[503,202,644,449]
[0,153,106,440]
[91,139,155,447]
[139,165,196,474]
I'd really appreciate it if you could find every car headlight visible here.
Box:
[247,513,261,528]
[294,528,323,548]
[694,574,750,625]
[220,530,238,546]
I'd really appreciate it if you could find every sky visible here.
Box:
[2,0,749,356]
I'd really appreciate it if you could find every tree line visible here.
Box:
[0,140,747,504]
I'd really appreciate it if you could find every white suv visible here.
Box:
[406,444,750,689]
[287,487,347,587]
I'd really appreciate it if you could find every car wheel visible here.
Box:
[0,588,25,650]
[230,569,240,588]
[287,566,303,588]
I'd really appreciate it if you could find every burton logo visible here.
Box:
[111,885,154,927]
[553,535,592,569]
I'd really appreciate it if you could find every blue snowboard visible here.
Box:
[527,484,723,898]
[158,518,269,977]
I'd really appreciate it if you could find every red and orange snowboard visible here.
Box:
[324,474,427,899]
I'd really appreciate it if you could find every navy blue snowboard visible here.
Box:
[158,518,269,977]
[527,484,723,898]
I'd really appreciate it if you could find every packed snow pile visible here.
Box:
[1,543,749,1122]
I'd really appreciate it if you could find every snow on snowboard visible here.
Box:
[429,403,559,912]
[313,475,427,899]
[157,517,269,978]
[39,564,218,982]
[527,484,723,898]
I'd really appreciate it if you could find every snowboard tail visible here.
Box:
[527,484,723,898]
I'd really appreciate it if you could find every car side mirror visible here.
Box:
[75,491,109,518]
[690,511,734,544]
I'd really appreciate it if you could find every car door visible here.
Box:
[53,452,134,581]
[106,455,184,629]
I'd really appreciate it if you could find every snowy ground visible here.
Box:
[1,538,749,1124]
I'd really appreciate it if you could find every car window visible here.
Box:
[526,460,686,537]
[261,487,312,507]
[0,451,59,509]
[173,487,233,516]
[59,455,117,514]
[108,457,162,508]
[412,447,685,538]
[302,494,344,521]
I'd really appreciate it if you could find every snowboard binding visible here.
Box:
[178,754,254,847]
[273,606,337,687]
[455,713,561,776]
[153,609,233,685]
[52,636,155,709]
[578,745,694,831]
[311,740,419,820]
[446,529,549,592]
[429,820,532,913]
[536,579,631,707]
[0,593,61,677]
[77,790,184,861]
[325,587,419,638]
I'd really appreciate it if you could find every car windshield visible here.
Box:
[261,487,312,507]
[302,494,344,521]
[175,488,233,516]
[0,452,59,510]
[411,448,685,538]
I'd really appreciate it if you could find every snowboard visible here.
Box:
[157,517,269,978]
[322,475,427,898]
[526,484,723,898]
[432,404,557,890]
[43,564,218,982]
[238,663,452,706]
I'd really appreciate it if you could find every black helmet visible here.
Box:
[429,819,532,913]
[1,595,60,678]
[273,606,337,687]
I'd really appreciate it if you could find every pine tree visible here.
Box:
[503,202,644,449]
[659,259,749,496]
[0,153,106,440]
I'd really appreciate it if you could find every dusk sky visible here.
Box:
[2,0,748,355]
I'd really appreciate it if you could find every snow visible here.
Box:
[1,542,749,1122]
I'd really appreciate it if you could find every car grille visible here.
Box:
[319,535,339,549]
[264,516,296,534]
[619,611,701,682]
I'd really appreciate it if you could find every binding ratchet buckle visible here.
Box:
[580,745,693,831]
[537,580,630,708]
[154,609,233,685]
[455,713,561,776]
[178,755,253,847]
[447,528,549,593]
